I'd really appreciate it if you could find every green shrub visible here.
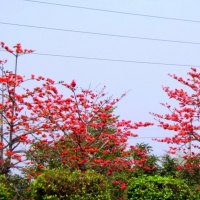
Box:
[32,169,111,200]
[7,174,32,200]
[0,175,14,200]
[125,175,194,200]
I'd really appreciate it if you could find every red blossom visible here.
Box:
[1,41,33,55]
[152,67,200,170]
[70,80,76,88]
[120,183,126,190]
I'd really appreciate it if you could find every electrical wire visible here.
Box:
[29,52,200,67]
[1,21,200,46]
[0,49,199,67]
[22,0,200,24]
[129,137,166,139]
[0,49,198,67]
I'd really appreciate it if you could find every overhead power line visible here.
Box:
[31,52,200,67]
[1,21,200,46]
[129,137,166,139]
[23,0,200,24]
[0,49,199,67]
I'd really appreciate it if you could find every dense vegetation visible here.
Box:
[0,41,200,199]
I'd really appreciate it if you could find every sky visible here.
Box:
[1,0,200,156]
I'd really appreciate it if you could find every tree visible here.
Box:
[152,68,200,165]
[0,41,153,176]
[27,86,153,175]
[159,154,178,177]
[0,41,70,174]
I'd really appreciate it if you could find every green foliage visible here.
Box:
[159,154,178,177]
[7,174,32,200]
[0,175,14,200]
[176,156,200,193]
[159,154,200,194]
[125,175,194,200]
[32,169,111,200]
[0,174,32,200]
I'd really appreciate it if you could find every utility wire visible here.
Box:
[23,0,200,24]
[30,52,200,67]
[0,49,198,67]
[1,21,200,46]
[129,137,166,139]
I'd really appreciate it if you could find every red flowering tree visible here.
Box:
[0,41,71,174]
[0,41,153,176]
[27,85,153,175]
[152,68,200,160]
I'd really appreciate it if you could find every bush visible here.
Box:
[7,174,32,200]
[0,174,31,200]
[125,175,194,200]
[32,169,111,200]
[0,175,14,200]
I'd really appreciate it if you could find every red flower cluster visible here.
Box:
[1,41,33,55]
[152,67,200,169]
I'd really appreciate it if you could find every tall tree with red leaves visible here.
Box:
[27,84,153,175]
[0,41,153,176]
[0,41,71,174]
[152,68,200,161]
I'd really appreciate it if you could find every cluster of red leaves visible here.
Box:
[176,155,200,176]
[113,179,127,190]
[0,69,66,173]
[1,41,33,55]
[152,67,200,169]
[28,85,153,174]
[129,145,156,172]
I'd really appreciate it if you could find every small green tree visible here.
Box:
[159,154,178,177]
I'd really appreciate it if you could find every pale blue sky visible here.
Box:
[1,0,200,155]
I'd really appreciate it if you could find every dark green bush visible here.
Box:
[125,175,194,200]
[32,169,111,200]
[7,174,32,200]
